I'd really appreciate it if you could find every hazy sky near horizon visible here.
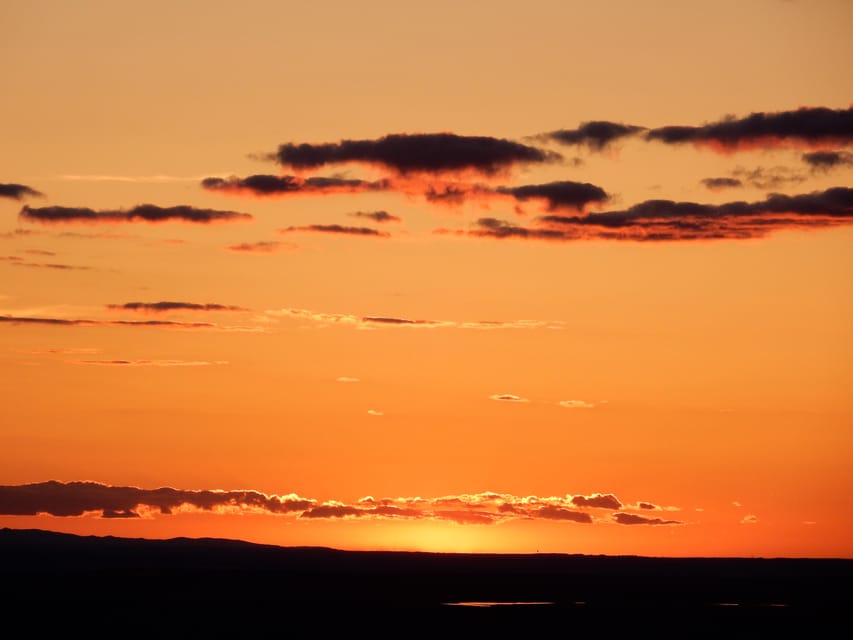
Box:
[1,0,852,556]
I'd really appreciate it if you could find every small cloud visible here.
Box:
[740,514,758,525]
[226,241,297,254]
[0,183,43,200]
[336,377,360,383]
[803,521,816,525]
[701,177,743,191]
[732,501,742,507]
[70,359,228,367]
[279,224,390,238]
[558,400,594,409]
[612,512,682,526]
[802,150,853,171]
[367,409,384,416]
[489,394,529,403]
[348,210,401,224]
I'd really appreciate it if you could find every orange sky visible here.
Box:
[1,0,852,557]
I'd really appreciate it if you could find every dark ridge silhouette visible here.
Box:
[0,528,849,633]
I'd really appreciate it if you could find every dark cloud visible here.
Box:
[637,502,659,510]
[701,177,743,191]
[0,481,314,518]
[22,249,56,256]
[300,504,363,519]
[0,183,43,200]
[802,150,853,171]
[20,204,252,224]
[226,241,297,254]
[542,121,646,151]
[279,224,390,237]
[271,133,560,175]
[496,181,609,212]
[570,494,622,510]
[612,513,682,526]
[107,302,248,313]
[536,506,593,524]
[348,210,401,223]
[201,174,389,196]
[437,187,853,242]
[646,106,853,151]
[0,228,40,239]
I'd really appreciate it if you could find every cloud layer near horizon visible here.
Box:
[0,482,683,526]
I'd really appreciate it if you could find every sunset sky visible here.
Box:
[1,0,852,557]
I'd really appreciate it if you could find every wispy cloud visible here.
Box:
[612,513,683,526]
[558,400,595,409]
[0,314,260,332]
[489,393,529,403]
[69,359,228,367]
[226,241,297,254]
[266,308,560,331]
[336,377,360,383]
[348,210,401,223]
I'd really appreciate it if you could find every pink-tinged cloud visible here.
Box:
[226,241,297,254]
[269,132,560,176]
[279,224,390,238]
[0,483,681,527]
[106,301,249,313]
[646,106,853,152]
[20,204,252,225]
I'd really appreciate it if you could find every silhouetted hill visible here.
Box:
[1,528,850,634]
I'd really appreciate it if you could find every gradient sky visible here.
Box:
[1,0,852,557]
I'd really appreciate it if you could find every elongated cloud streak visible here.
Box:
[0,315,260,332]
[20,204,252,225]
[0,482,680,526]
[270,133,560,176]
[107,301,248,313]
[647,106,853,152]
[279,225,390,238]
[348,210,401,223]
[226,241,297,254]
[201,174,389,197]
[0,183,43,200]
[70,359,227,367]
[437,187,853,241]
[266,308,560,330]
[542,121,646,151]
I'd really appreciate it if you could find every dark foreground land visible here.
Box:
[1,528,850,635]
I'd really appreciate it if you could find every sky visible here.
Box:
[1,0,852,557]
